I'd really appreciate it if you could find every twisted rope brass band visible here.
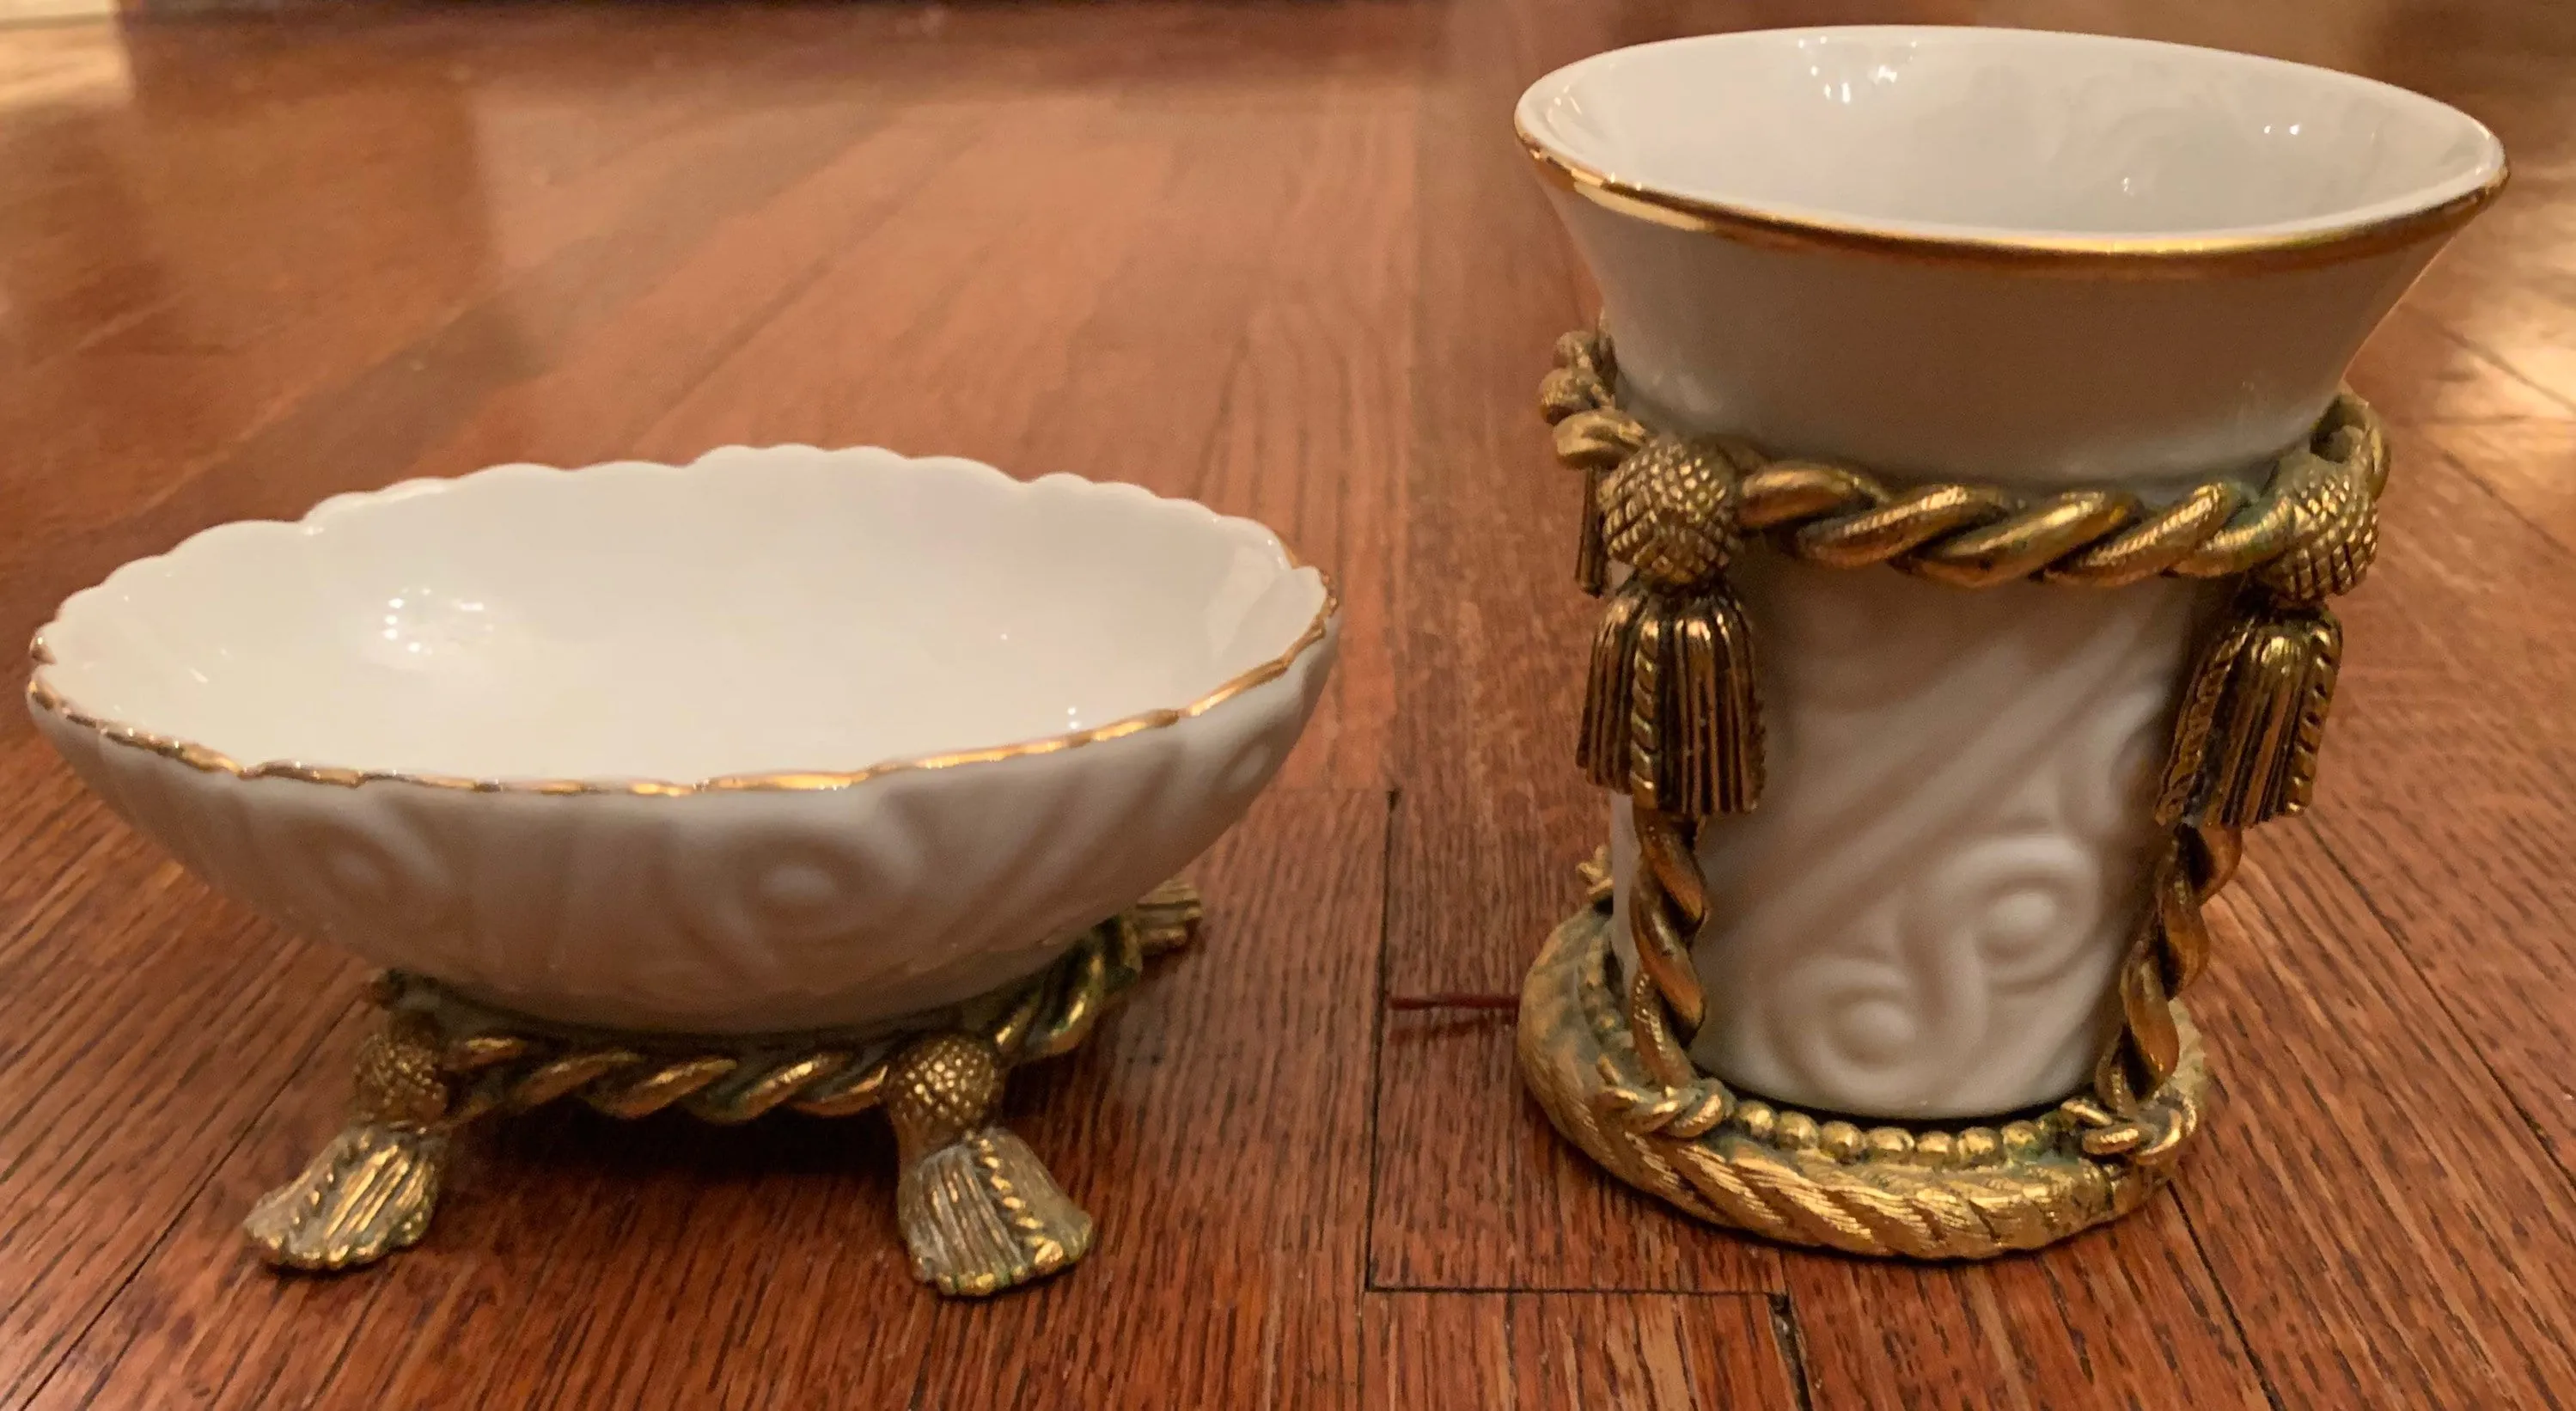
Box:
[245,882,1202,1281]
[1624,806,1709,1088]
[1540,326,2383,1213]
[413,882,1200,1127]
[1541,328,2387,589]
[1521,896,2204,1259]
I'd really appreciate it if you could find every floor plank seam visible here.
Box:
[901,1322,939,1411]
[1363,1284,1779,1298]
[632,210,902,446]
[1767,1292,1817,1411]
[1362,786,1401,1340]
[2296,815,2576,1200]
[2172,1190,2292,1411]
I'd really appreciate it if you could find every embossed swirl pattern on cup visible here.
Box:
[1627,555,2205,1120]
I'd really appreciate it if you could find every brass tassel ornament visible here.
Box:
[2158,601,2342,828]
[1578,581,1761,815]
[1574,466,1612,596]
[2158,434,2378,830]
[1541,327,1639,598]
[1576,437,1767,815]
[885,1033,1094,1296]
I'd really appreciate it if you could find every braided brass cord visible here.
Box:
[1542,336,2383,589]
[411,909,1170,1127]
[1545,327,2384,1165]
[1626,805,1707,1087]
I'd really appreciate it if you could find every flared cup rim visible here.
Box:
[1516,26,2508,277]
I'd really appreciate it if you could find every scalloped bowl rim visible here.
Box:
[26,448,1337,797]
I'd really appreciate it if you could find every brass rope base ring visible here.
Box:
[1517,900,2211,1260]
[243,880,1201,1298]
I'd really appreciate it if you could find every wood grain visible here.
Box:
[3,3,2575,1407]
[1365,1292,1804,1410]
[2176,826,2576,1405]
[0,747,363,1409]
[1369,1009,1783,1296]
[1385,0,1608,1004]
[29,790,1389,1411]
[1780,1206,2271,1411]
[2408,418,2576,553]
[2286,440,2576,1178]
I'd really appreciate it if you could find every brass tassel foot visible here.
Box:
[246,1006,456,1272]
[244,1123,450,1272]
[898,1127,1094,1298]
[1122,876,1203,956]
[885,1032,1093,1298]
[244,885,1184,1290]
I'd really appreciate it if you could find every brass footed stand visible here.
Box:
[245,880,1200,1298]
[1525,324,2378,1257]
[1520,864,2209,1259]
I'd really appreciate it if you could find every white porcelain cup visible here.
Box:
[1519,27,2503,1119]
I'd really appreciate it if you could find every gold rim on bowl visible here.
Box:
[26,516,1336,798]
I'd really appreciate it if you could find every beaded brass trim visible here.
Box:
[1520,896,2207,1258]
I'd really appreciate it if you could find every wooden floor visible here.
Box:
[3,2,2573,1406]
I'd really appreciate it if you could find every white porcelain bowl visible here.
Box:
[27,449,1336,1032]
